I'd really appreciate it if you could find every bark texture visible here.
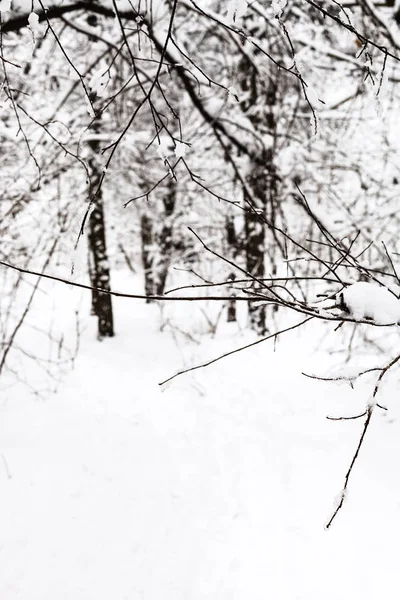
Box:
[141,178,177,300]
[239,48,279,335]
[87,133,114,338]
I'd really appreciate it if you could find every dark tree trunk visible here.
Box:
[141,177,177,299]
[141,212,156,301]
[156,177,176,295]
[87,244,96,315]
[227,274,237,323]
[244,161,267,334]
[226,215,238,323]
[239,43,279,335]
[87,135,114,338]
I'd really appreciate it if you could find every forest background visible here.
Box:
[2,0,400,597]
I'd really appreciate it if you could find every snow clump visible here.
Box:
[226,0,248,21]
[89,68,111,98]
[0,0,11,12]
[339,282,400,325]
[271,0,287,17]
[27,12,41,34]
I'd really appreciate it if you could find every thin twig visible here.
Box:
[159,316,313,387]
[325,405,373,529]
[302,366,382,382]
[0,260,257,302]
[326,353,400,529]
[381,241,400,288]
[326,411,367,421]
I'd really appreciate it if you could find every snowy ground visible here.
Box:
[1,272,400,599]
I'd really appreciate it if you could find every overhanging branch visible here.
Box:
[1,1,137,33]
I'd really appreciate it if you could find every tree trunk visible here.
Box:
[226,215,238,323]
[156,177,176,295]
[141,177,177,299]
[87,135,114,338]
[244,161,267,334]
[239,45,279,335]
[141,212,156,301]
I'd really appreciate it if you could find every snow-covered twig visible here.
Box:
[326,353,400,528]
[302,366,382,385]
[372,352,400,399]
[381,241,400,289]
[326,411,367,421]
[326,405,374,529]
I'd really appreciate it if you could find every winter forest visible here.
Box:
[2,0,400,597]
